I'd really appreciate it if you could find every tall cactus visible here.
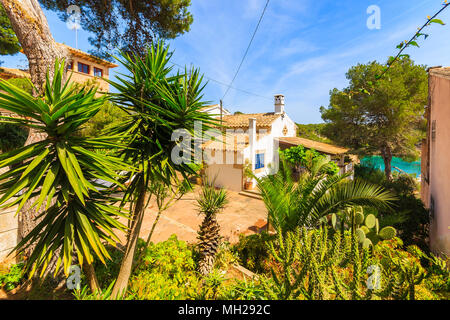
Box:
[262,227,376,300]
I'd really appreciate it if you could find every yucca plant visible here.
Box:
[0,60,128,291]
[196,182,228,276]
[256,157,396,233]
[107,41,220,296]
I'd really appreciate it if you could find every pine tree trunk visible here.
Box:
[381,145,393,180]
[0,0,69,260]
[0,0,68,92]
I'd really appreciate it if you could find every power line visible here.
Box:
[170,61,272,100]
[222,0,270,100]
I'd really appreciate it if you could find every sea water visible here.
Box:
[360,156,421,178]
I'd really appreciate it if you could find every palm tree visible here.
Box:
[196,182,228,276]
[108,41,220,296]
[257,157,396,233]
[0,61,127,291]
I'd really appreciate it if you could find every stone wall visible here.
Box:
[0,205,19,265]
[0,165,19,265]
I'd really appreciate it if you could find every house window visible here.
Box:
[94,67,103,77]
[255,153,265,169]
[431,120,436,142]
[78,62,90,74]
[67,61,73,71]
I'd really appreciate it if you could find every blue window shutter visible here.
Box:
[255,153,264,169]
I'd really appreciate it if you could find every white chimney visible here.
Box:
[274,94,285,114]
[249,118,256,171]
[275,94,284,114]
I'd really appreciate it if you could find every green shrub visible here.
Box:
[233,232,275,274]
[0,123,28,153]
[0,263,25,291]
[355,165,429,251]
[77,101,127,137]
[80,235,253,300]
[279,146,339,175]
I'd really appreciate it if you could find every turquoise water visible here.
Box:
[360,156,421,178]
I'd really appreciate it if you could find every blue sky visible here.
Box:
[2,0,450,123]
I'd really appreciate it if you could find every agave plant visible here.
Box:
[196,182,228,276]
[256,157,396,233]
[0,60,128,285]
[107,41,220,296]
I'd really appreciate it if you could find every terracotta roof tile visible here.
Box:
[279,137,349,155]
[0,67,30,79]
[60,44,118,68]
[429,67,450,79]
[221,113,280,128]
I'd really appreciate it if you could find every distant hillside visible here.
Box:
[296,123,333,144]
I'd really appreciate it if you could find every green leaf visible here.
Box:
[430,19,445,25]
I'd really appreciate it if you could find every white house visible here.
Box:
[202,94,297,191]
[201,94,351,192]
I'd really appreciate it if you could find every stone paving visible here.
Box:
[129,186,268,245]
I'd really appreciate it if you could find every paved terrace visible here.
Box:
[119,186,268,245]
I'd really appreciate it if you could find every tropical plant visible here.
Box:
[0,60,128,290]
[196,182,228,276]
[107,41,219,296]
[256,157,396,233]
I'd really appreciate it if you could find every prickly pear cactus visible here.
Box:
[365,214,377,229]
[379,226,397,240]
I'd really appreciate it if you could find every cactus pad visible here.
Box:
[355,211,365,225]
[379,226,397,240]
[362,238,373,249]
[356,228,366,243]
[360,226,370,234]
[365,214,377,229]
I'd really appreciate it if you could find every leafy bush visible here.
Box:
[78,235,255,300]
[355,165,429,251]
[77,101,127,137]
[279,145,339,175]
[232,232,275,274]
[0,123,28,153]
[0,263,25,291]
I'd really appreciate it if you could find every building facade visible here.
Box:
[0,43,117,93]
[421,67,450,257]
